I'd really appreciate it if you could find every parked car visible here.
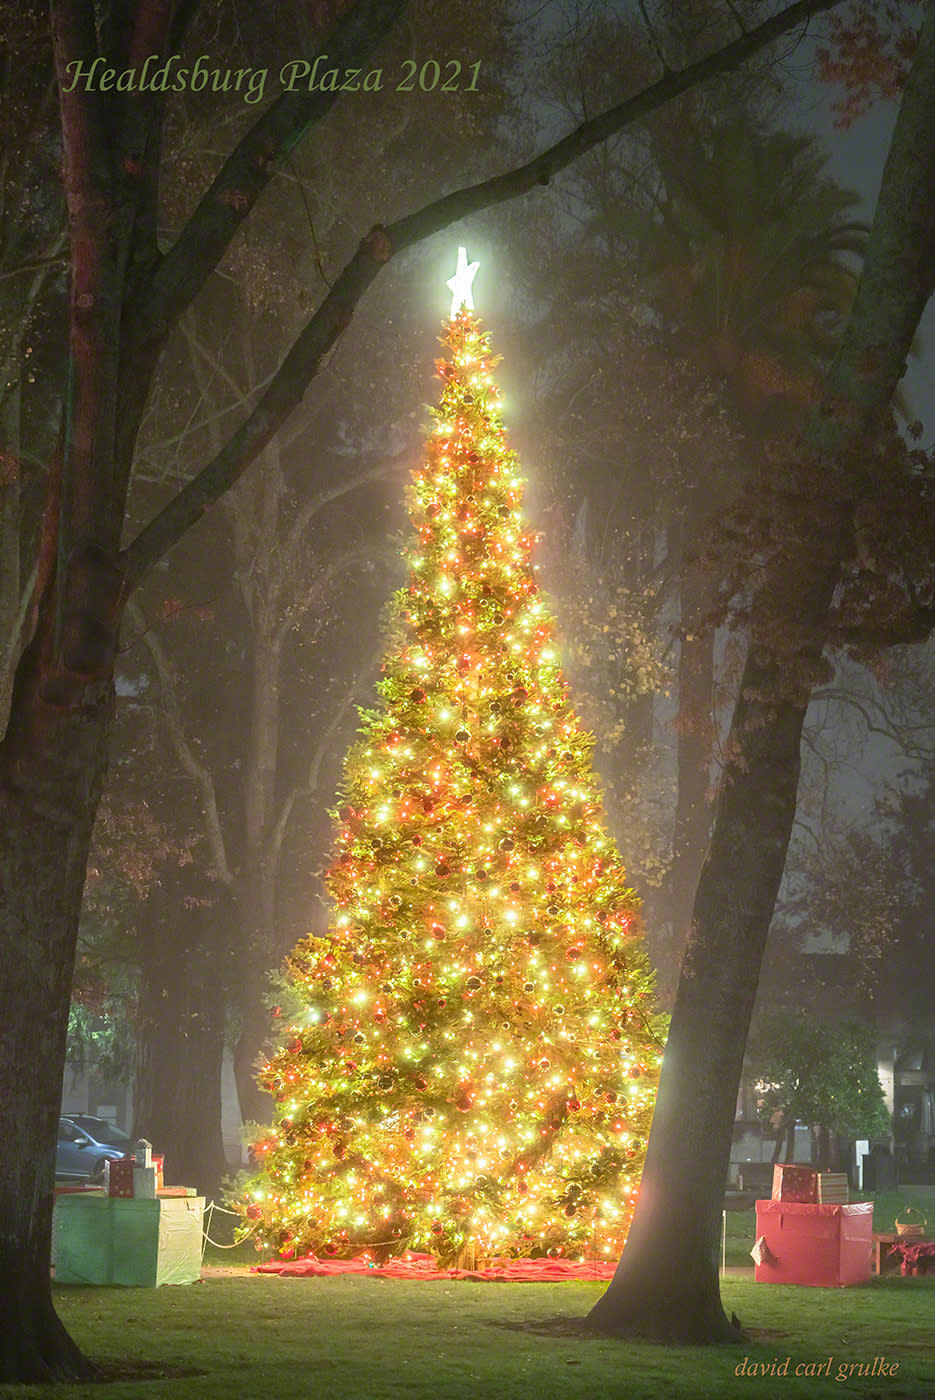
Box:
[56,1116,132,1182]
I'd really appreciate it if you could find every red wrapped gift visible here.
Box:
[104,1157,134,1198]
[772,1163,818,1204]
[754,1200,873,1286]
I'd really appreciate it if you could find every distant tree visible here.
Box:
[818,0,921,125]
[747,1011,889,1166]
[520,101,868,989]
[616,115,868,977]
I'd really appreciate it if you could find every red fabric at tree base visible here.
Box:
[254,1251,617,1281]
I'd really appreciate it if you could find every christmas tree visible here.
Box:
[238,250,663,1265]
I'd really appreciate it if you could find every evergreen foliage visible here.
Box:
[236,305,664,1264]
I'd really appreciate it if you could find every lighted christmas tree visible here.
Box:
[238,250,664,1265]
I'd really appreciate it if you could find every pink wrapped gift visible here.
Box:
[754,1200,873,1286]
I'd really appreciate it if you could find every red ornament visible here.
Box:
[567,1098,581,1112]
[410,688,427,703]
[246,1203,262,1220]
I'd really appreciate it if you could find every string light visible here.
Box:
[236,256,664,1267]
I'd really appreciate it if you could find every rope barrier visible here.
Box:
[201,1199,256,1258]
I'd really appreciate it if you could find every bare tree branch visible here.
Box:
[134,0,409,348]
[269,644,381,875]
[127,599,234,885]
[637,0,671,73]
[272,544,376,650]
[121,0,837,588]
[0,257,67,284]
[272,452,410,604]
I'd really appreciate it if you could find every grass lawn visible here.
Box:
[5,1190,929,1400]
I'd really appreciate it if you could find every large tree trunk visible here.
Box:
[234,982,277,1128]
[664,623,715,989]
[232,613,282,1126]
[587,543,840,1341]
[588,0,935,1340]
[133,866,231,1198]
[0,631,113,1381]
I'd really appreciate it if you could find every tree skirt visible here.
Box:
[254,1251,617,1281]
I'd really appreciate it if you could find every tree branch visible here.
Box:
[0,256,68,284]
[831,604,935,650]
[269,646,381,875]
[637,0,671,73]
[126,599,234,885]
[51,0,120,552]
[121,0,837,589]
[272,544,374,651]
[134,0,409,348]
[273,452,409,605]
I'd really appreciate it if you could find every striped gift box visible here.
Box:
[817,1172,849,1204]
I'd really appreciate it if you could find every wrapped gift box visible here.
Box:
[772,1163,818,1204]
[53,1194,205,1286]
[754,1200,873,1286]
[817,1172,849,1204]
[133,1165,158,1199]
[105,1157,135,1198]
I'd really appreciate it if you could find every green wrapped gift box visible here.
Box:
[53,1194,204,1286]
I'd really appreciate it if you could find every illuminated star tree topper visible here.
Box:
[446,245,480,317]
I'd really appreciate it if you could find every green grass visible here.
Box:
[1,1271,932,1400]
[7,1190,930,1399]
